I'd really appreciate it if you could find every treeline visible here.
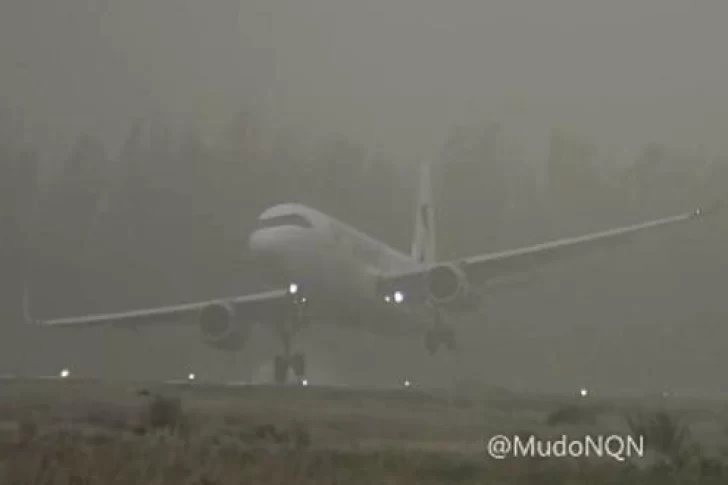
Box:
[0,112,39,324]
[1,107,725,321]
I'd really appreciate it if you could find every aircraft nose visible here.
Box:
[249,229,276,256]
[249,228,290,279]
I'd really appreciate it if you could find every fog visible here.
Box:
[2,0,728,395]
[4,0,728,158]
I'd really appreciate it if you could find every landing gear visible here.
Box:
[425,331,438,355]
[290,353,306,378]
[425,305,457,355]
[425,328,457,355]
[445,330,457,352]
[271,295,309,385]
[272,352,307,385]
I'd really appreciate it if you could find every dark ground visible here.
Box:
[1,377,728,483]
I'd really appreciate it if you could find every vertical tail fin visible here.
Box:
[411,159,436,264]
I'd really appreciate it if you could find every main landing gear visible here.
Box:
[273,330,307,385]
[272,291,309,385]
[424,306,457,355]
[425,328,457,355]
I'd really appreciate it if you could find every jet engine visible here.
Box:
[425,263,480,312]
[199,302,250,351]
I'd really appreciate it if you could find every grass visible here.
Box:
[4,435,728,484]
[2,380,728,483]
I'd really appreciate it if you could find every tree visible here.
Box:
[630,142,665,213]
[308,135,367,220]
[34,134,106,314]
[547,129,600,202]
[358,149,409,249]
[437,122,508,257]
[545,128,606,230]
[0,138,39,321]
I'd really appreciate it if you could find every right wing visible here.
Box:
[23,285,297,329]
[379,202,724,302]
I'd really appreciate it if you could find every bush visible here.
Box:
[142,394,188,436]
[625,410,693,470]
[545,405,598,426]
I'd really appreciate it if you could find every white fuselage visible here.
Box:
[247,204,430,335]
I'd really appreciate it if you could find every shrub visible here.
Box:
[545,405,598,426]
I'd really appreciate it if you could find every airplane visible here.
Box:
[22,160,722,384]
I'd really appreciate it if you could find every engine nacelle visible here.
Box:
[425,263,481,313]
[199,302,250,351]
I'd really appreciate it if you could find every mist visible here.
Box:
[3,0,728,159]
[2,0,728,396]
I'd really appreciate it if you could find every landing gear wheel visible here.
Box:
[425,329,457,355]
[425,331,440,355]
[444,330,457,352]
[291,353,306,379]
[272,295,311,385]
[273,355,289,385]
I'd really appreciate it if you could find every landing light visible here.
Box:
[384,295,392,303]
[60,368,70,379]
[579,387,588,398]
[288,283,299,295]
[301,379,309,386]
[187,373,196,381]
[393,291,405,304]
[403,379,411,388]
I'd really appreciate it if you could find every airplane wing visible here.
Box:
[23,286,297,329]
[378,204,723,301]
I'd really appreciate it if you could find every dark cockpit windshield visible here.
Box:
[256,213,314,230]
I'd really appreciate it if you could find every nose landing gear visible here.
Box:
[273,352,307,385]
[271,292,309,385]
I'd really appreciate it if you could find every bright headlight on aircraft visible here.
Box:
[580,387,588,398]
[301,379,309,386]
[393,291,405,304]
[403,379,411,388]
[60,368,70,379]
[187,373,196,381]
[384,295,392,303]
[288,283,299,295]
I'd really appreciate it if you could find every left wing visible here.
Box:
[379,205,720,300]
[23,285,296,329]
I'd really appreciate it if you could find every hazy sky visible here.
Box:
[2,0,728,161]
[7,1,728,394]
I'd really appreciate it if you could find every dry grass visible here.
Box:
[1,380,728,484]
[2,432,728,484]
